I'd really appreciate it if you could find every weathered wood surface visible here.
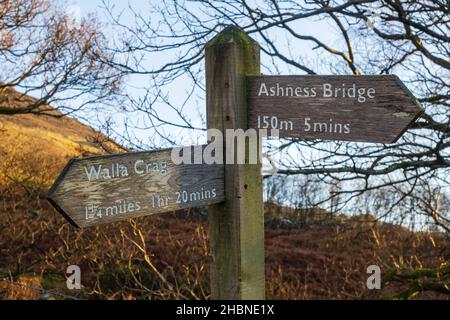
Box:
[47,147,224,228]
[248,75,423,143]
[206,25,265,300]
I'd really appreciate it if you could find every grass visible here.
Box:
[0,108,449,300]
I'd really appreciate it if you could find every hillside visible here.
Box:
[0,86,125,195]
[0,88,449,300]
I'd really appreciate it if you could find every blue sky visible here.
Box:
[60,1,448,228]
[66,0,340,149]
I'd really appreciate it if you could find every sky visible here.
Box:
[57,1,448,229]
[66,0,338,148]
[64,0,359,198]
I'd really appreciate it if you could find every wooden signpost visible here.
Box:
[47,25,423,300]
[47,147,224,228]
[248,75,423,143]
[205,26,265,300]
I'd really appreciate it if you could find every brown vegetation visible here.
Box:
[0,104,449,300]
[1,197,448,300]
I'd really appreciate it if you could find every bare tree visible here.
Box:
[0,0,123,116]
[103,0,449,230]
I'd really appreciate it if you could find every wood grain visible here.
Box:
[248,75,423,143]
[47,147,224,228]
[206,25,265,300]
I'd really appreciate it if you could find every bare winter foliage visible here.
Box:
[0,0,449,300]
[0,0,122,116]
[0,96,449,299]
[102,0,449,233]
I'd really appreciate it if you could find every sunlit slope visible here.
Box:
[0,87,125,193]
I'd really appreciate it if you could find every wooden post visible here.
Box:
[205,25,265,299]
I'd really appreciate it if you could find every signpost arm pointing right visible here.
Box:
[206,25,265,299]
